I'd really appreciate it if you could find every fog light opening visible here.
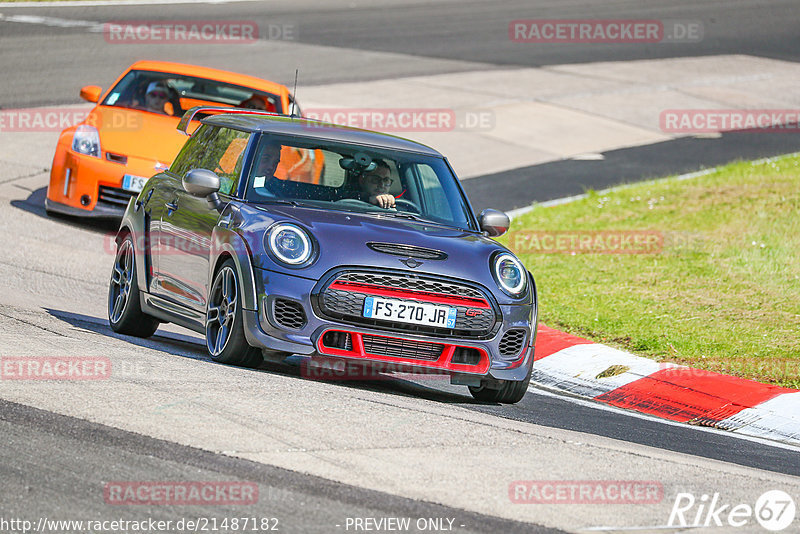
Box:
[451,347,481,366]
[322,331,352,351]
[80,194,91,206]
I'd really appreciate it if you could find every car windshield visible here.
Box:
[245,134,476,231]
[100,69,283,117]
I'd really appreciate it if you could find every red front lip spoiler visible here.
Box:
[315,329,491,375]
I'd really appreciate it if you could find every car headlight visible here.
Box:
[71,125,101,158]
[492,252,527,296]
[267,223,313,265]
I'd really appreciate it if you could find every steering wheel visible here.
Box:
[394,198,421,213]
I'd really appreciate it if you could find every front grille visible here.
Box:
[273,299,307,329]
[499,329,527,357]
[98,186,135,207]
[337,272,484,300]
[361,334,444,361]
[367,242,448,260]
[318,271,496,338]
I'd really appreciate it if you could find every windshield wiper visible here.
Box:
[375,211,459,228]
[254,199,301,207]
[378,211,425,221]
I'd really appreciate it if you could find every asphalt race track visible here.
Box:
[1,1,799,532]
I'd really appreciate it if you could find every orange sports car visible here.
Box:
[46,60,320,218]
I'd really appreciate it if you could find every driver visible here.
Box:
[358,159,395,209]
[142,81,171,114]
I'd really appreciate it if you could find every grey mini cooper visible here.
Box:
[108,107,537,403]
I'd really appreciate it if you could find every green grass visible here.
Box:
[501,155,800,388]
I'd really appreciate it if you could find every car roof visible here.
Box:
[128,60,290,96]
[203,114,443,156]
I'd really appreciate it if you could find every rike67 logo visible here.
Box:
[669,490,796,531]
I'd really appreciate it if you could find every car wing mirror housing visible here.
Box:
[80,85,103,103]
[479,208,510,237]
[183,168,223,211]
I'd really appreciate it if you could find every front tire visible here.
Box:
[206,259,262,368]
[469,362,532,404]
[108,234,159,337]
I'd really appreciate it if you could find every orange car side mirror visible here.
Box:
[79,85,103,103]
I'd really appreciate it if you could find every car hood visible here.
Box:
[88,106,187,164]
[237,204,519,299]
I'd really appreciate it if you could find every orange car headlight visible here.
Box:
[72,125,101,158]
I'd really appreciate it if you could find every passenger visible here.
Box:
[240,95,276,112]
[240,95,266,110]
[254,142,282,179]
[358,160,395,209]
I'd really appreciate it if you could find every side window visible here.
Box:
[169,125,251,196]
[170,125,218,178]
[206,128,250,196]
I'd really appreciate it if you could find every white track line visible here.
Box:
[0,13,104,30]
[0,0,261,7]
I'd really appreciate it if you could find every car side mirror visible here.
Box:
[478,208,510,237]
[79,85,103,103]
[183,168,220,196]
[183,168,224,211]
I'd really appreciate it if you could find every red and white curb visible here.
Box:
[531,325,800,446]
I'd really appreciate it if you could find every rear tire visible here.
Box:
[206,259,263,368]
[108,234,159,338]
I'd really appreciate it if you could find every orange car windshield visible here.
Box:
[101,69,282,117]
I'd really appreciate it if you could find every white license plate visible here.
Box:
[363,297,457,328]
[122,174,148,193]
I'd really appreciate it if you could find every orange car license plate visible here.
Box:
[122,174,148,193]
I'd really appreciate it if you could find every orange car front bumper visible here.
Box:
[46,149,163,218]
